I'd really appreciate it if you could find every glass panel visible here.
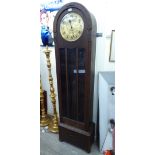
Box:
[67,48,77,120]
[78,48,85,122]
[59,48,67,117]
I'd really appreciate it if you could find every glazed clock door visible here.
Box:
[59,48,85,122]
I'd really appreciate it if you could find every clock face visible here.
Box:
[60,12,84,41]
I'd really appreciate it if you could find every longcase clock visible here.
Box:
[53,2,96,153]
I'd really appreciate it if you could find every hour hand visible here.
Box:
[69,20,73,29]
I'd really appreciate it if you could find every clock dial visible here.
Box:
[60,12,84,41]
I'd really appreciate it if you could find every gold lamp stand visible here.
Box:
[43,45,59,133]
[40,78,50,127]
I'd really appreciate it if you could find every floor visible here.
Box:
[40,127,102,155]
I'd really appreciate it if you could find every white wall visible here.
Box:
[40,0,115,125]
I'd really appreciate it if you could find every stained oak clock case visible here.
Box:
[53,2,96,153]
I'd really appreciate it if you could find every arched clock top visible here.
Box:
[53,2,93,40]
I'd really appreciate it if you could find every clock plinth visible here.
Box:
[59,122,95,153]
[53,2,96,152]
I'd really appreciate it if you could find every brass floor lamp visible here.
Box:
[43,45,59,133]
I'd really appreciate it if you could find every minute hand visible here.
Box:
[69,20,73,30]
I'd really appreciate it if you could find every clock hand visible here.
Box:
[69,20,73,29]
